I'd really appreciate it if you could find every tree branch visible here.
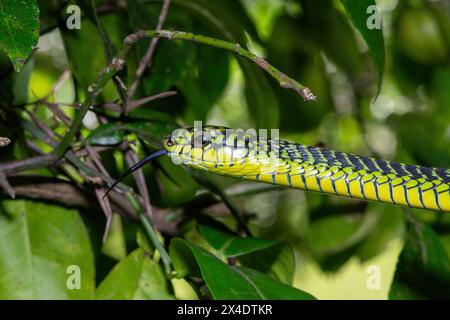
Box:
[127,0,171,101]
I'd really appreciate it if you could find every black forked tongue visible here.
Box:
[103,149,168,199]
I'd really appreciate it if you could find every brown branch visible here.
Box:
[0,172,15,198]
[2,176,178,235]
[0,154,57,174]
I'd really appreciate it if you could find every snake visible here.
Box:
[105,126,450,212]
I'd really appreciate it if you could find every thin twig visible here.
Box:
[0,137,11,147]
[19,119,132,192]
[86,146,115,241]
[30,70,73,125]
[86,146,112,177]
[1,176,140,221]
[124,29,317,101]
[0,154,56,174]
[0,171,15,198]
[192,173,252,236]
[126,91,177,113]
[102,91,177,113]
[127,0,171,101]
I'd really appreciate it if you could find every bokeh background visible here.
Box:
[0,0,449,299]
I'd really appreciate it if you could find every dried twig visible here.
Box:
[95,188,114,242]
[85,146,115,241]
[103,91,177,113]
[125,29,317,101]
[0,171,15,198]
[0,154,56,175]
[126,90,177,113]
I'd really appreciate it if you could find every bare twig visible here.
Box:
[0,154,56,174]
[32,70,73,125]
[127,0,171,101]
[1,176,139,221]
[54,57,126,159]
[19,119,132,192]
[86,146,112,177]
[50,69,71,95]
[125,150,153,220]
[95,188,113,242]
[126,90,177,113]
[102,91,177,113]
[124,29,317,101]
[85,146,115,241]
[0,171,15,198]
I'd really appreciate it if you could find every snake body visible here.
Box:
[162,126,450,212]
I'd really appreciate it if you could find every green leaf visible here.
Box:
[101,213,127,261]
[389,219,450,300]
[242,62,280,128]
[339,0,385,95]
[153,156,199,207]
[306,212,378,257]
[86,123,125,146]
[393,113,450,169]
[197,221,295,284]
[169,238,315,300]
[126,1,196,94]
[181,43,230,122]
[0,200,95,299]
[96,248,174,300]
[267,14,333,133]
[0,0,40,71]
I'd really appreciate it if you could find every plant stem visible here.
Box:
[0,154,56,174]
[125,29,317,101]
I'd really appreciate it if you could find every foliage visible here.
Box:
[0,0,449,300]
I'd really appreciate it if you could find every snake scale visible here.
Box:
[106,126,450,212]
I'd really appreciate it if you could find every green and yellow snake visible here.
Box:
[106,126,450,212]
